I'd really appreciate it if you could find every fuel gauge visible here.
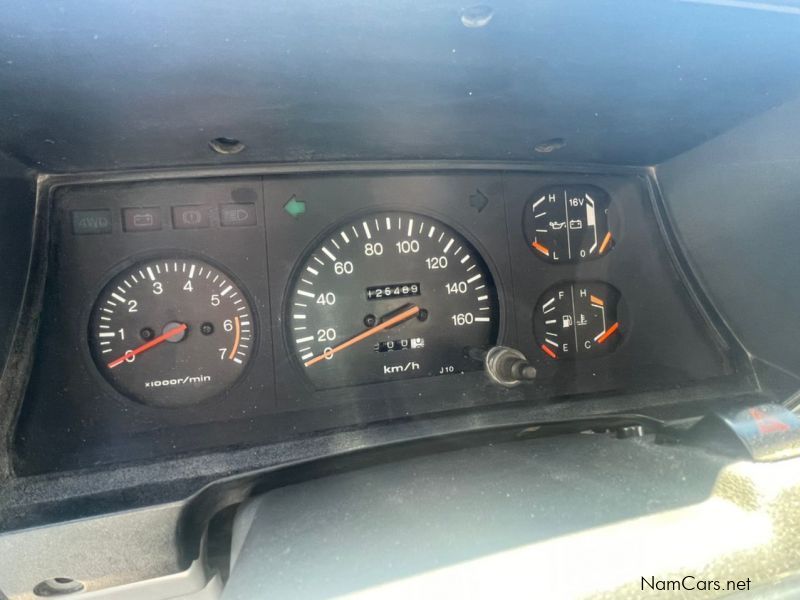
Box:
[533,282,624,360]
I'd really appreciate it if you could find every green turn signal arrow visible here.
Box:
[283,195,306,218]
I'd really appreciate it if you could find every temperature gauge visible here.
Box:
[533,282,624,360]
[524,185,615,263]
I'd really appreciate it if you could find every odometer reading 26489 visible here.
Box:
[288,212,499,389]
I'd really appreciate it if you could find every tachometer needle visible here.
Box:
[304,304,421,367]
[107,323,188,369]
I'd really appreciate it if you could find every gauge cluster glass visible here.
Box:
[286,211,499,389]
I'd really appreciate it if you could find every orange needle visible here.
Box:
[596,322,619,344]
[598,232,613,254]
[304,305,421,367]
[107,323,187,369]
[532,240,550,256]
[541,344,557,359]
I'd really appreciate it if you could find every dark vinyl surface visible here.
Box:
[658,97,800,379]
[2,0,800,172]
[0,179,34,372]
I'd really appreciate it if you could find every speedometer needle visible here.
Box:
[107,323,188,369]
[304,304,421,367]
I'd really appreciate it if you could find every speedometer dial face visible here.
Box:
[88,257,254,407]
[288,212,499,389]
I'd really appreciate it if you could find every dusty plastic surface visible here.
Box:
[224,432,739,599]
[224,432,800,598]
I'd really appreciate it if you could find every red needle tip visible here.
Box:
[107,323,187,369]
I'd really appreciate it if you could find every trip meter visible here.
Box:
[88,257,254,407]
[287,211,499,389]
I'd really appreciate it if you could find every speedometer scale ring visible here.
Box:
[288,211,499,389]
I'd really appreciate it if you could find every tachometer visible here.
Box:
[287,212,499,389]
[88,257,254,407]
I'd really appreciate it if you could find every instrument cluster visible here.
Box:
[14,170,741,472]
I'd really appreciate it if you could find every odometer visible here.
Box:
[288,212,499,389]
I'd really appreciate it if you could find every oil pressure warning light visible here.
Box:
[533,282,624,360]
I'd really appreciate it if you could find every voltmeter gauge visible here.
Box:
[88,257,254,407]
[524,185,615,263]
[533,282,624,360]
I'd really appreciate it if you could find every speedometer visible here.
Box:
[287,211,499,389]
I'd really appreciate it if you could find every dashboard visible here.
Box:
[4,2,800,597]
[12,166,749,474]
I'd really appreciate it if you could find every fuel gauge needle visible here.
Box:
[107,323,188,369]
[304,305,421,367]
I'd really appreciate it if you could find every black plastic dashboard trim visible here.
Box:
[0,160,757,486]
[0,385,765,535]
[37,160,650,188]
[0,179,48,479]
[34,159,752,380]
[643,170,755,381]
